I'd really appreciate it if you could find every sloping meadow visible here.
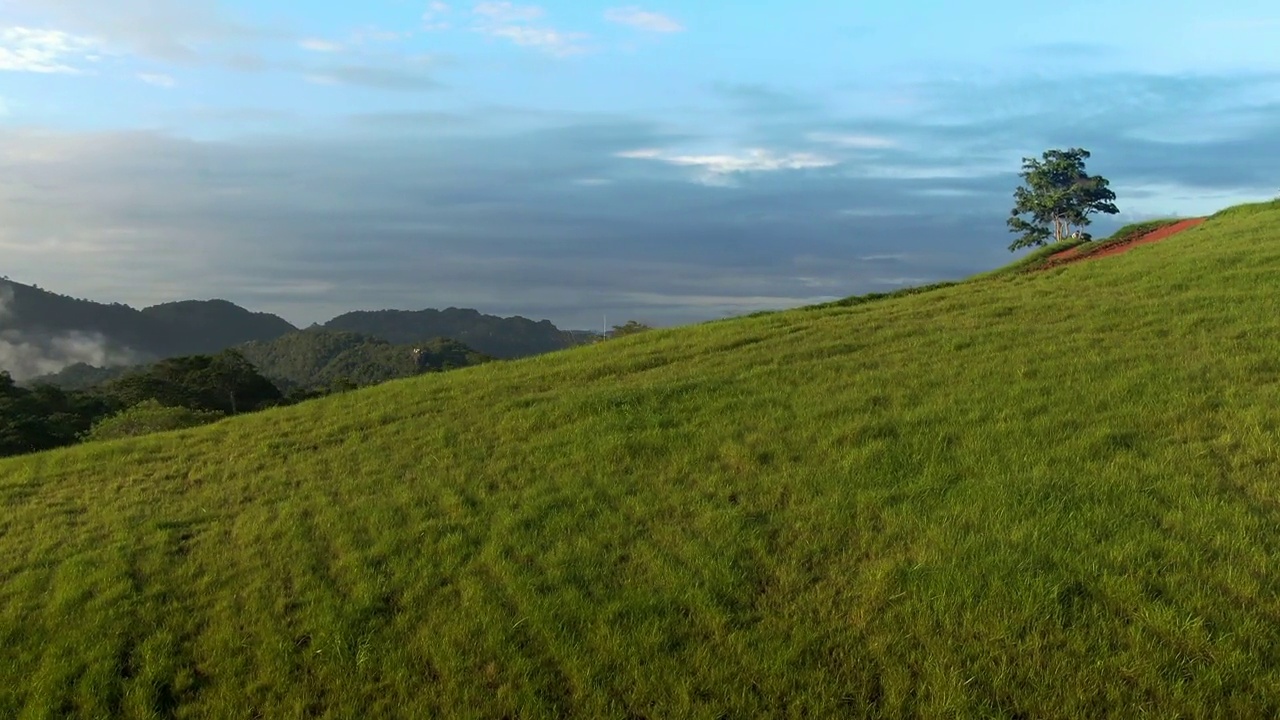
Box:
[2,200,1279,717]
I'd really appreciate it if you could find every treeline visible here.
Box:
[1,339,488,459]
[1,350,284,458]
[236,330,492,393]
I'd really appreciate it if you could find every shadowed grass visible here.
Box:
[1,198,1280,717]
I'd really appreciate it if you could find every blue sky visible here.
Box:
[1,0,1278,329]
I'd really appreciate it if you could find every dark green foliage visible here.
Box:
[1008,148,1120,251]
[609,320,654,337]
[86,399,224,441]
[24,362,134,391]
[138,299,299,355]
[2,350,283,458]
[103,349,283,414]
[0,371,116,457]
[323,307,570,359]
[561,329,605,346]
[237,330,493,392]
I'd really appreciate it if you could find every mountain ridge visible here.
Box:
[1,278,580,380]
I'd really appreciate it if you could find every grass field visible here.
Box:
[3,199,1280,718]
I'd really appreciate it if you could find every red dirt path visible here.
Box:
[1039,217,1206,270]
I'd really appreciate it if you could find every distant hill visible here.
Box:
[29,331,494,393]
[2,278,576,380]
[139,299,299,356]
[236,329,493,392]
[323,307,573,359]
[0,278,297,379]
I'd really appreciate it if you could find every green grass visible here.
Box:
[1068,218,1186,259]
[3,199,1280,718]
[969,217,1188,279]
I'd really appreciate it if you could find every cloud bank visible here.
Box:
[0,27,101,73]
[1,69,1276,333]
[604,7,685,33]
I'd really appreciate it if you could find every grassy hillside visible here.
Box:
[2,200,1279,717]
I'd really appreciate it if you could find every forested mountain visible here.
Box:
[322,307,573,359]
[139,299,299,356]
[236,330,493,392]
[3,278,573,382]
[0,278,297,379]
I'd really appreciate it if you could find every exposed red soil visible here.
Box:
[1039,218,1207,270]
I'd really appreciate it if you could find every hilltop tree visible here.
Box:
[103,349,281,415]
[1007,148,1119,251]
[610,321,654,338]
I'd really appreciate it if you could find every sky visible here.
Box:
[1,0,1278,330]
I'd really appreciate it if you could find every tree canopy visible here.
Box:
[610,321,654,338]
[102,349,282,415]
[1007,148,1119,252]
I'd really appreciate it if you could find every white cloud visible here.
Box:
[2,0,253,63]
[808,132,897,149]
[300,38,344,53]
[0,328,142,381]
[618,147,838,181]
[573,178,614,186]
[423,1,452,31]
[616,148,662,159]
[470,2,588,56]
[473,2,545,23]
[0,27,100,74]
[138,72,176,87]
[484,25,588,55]
[604,7,684,33]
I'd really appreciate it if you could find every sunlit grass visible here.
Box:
[2,199,1279,717]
